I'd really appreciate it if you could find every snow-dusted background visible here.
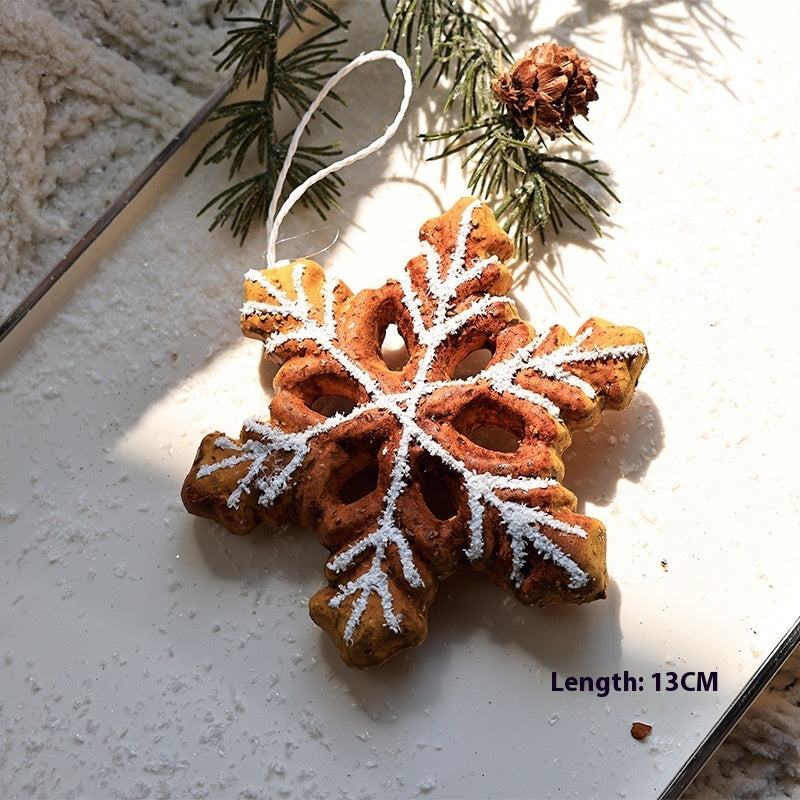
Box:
[1,1,799,798]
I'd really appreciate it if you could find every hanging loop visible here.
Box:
[265,49,413,267]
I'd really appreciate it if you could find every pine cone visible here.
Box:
[491,43,598,137]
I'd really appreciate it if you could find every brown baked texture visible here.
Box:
[182,197,648,668]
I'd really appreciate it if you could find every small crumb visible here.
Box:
[418,775,437,793]
[660,559,668,572]
[631,722,652,740]
[0,506,19,523]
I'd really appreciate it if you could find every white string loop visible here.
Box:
[265,49,413,267]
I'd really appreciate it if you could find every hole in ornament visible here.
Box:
[453,399,526,454]
[339,467,379,504]
[381,324,410,371]
[467,426,521,453]
[298,374,360,417]
[420,474,459,520]
[311,395,357,418]
[453,348,493,379]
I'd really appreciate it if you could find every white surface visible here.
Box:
[2,2,799,798]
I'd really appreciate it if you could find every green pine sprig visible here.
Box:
[423,112,617,259]
[383,0,617,258]
[188,0,348,244]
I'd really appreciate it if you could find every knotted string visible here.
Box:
[265,49,413,267]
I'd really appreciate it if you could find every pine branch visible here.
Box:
[383,0,617,257]
[426,113,616,258]
[189,1,348,243]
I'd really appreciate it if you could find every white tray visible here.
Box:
[2,3,799,797]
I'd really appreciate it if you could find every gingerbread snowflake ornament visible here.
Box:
[182,197,648,669]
